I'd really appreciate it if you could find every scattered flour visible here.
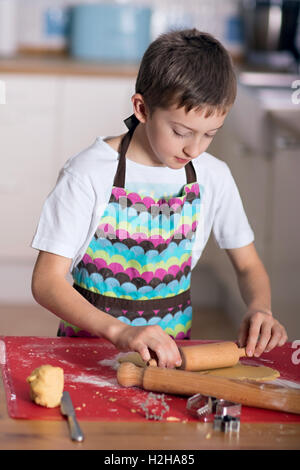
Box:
[98,357,119,370]
[57,359,76,368]
[65,373,119,389]
[97,352,130,370]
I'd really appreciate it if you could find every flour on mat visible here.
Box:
[98,356,119,370]
[97,352,127,370]
[65,373,119,389]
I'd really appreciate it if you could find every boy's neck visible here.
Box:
[126,123,166,167]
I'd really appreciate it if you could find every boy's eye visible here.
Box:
[173,129,187,138]
[205,133,216,138]
[173,129,217,139]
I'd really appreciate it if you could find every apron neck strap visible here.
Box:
[113,114,197,187]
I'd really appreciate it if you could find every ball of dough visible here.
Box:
[27,365,64,408]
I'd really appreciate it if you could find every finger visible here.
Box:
[237,321,249,348]
[152,330,181,368]
[144,327,181,368]
[138,345,151,364]
[278,327,288,347]
[135,326,168,367]
[160,342,177,369]
[167,339,182,368]
[264,329,282,353]
[153,345,168,368]
[158,357,167,368]
[266,326,288,351]
[254,322,272,357]
[246,316,263,357]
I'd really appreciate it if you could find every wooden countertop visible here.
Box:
[0,371,299,450]
[0,51,244,78]
[0,54,139,77]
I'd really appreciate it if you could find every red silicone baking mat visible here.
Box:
[0,336,299,422]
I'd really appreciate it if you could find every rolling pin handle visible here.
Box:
[117,362,145,388]
[239,347,246,358]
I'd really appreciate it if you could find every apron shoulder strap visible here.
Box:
[113,114,139,187]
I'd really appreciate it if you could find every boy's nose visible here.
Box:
[183,142,203,159]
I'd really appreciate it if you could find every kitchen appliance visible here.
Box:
[241,0,300,71]
[69,3,152,63]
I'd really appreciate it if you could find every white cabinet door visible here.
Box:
[58,76,136,167]
[269,145,300,330]
[0,74,59,259]
[0,74,136,260]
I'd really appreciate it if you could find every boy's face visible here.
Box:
[143,104,228,168]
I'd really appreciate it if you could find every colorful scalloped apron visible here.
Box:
[58,114,202,339]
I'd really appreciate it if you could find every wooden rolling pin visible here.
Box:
[117,362,300,415]
[147,342,246,371]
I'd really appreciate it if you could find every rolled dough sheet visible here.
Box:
[118,352,280,381]
[198,363,280,381]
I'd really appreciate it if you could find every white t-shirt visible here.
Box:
[31,136,254,272]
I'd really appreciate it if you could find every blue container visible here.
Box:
[69,3,152,63]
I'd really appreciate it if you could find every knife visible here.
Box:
[60,391,84,442]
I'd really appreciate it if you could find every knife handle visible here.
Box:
[67,415,84,442]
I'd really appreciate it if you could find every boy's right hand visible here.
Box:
[109,323,182,369]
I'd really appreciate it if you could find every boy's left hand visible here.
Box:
[238,309,288,357]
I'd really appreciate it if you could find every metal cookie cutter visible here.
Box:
[186,394,242,431]
[140,392,170,421]
[213,399,241,433]
[215,399,242,418]
[186,393,218,422]
[213,415,240,433]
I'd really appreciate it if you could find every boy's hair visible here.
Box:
[135,28,237,117]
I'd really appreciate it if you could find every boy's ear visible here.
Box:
[131,93,149,124]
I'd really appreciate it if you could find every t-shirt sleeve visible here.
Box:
[212,164,254,249]
[31,168,95,259]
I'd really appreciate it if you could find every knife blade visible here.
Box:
[60,391,84,442]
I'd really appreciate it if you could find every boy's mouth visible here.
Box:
[175,156,190,164]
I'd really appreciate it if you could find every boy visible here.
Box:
[31,29,287,368]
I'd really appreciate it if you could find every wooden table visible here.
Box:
[1,372,299,450]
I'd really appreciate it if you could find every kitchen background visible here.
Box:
[0,0,299,341]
